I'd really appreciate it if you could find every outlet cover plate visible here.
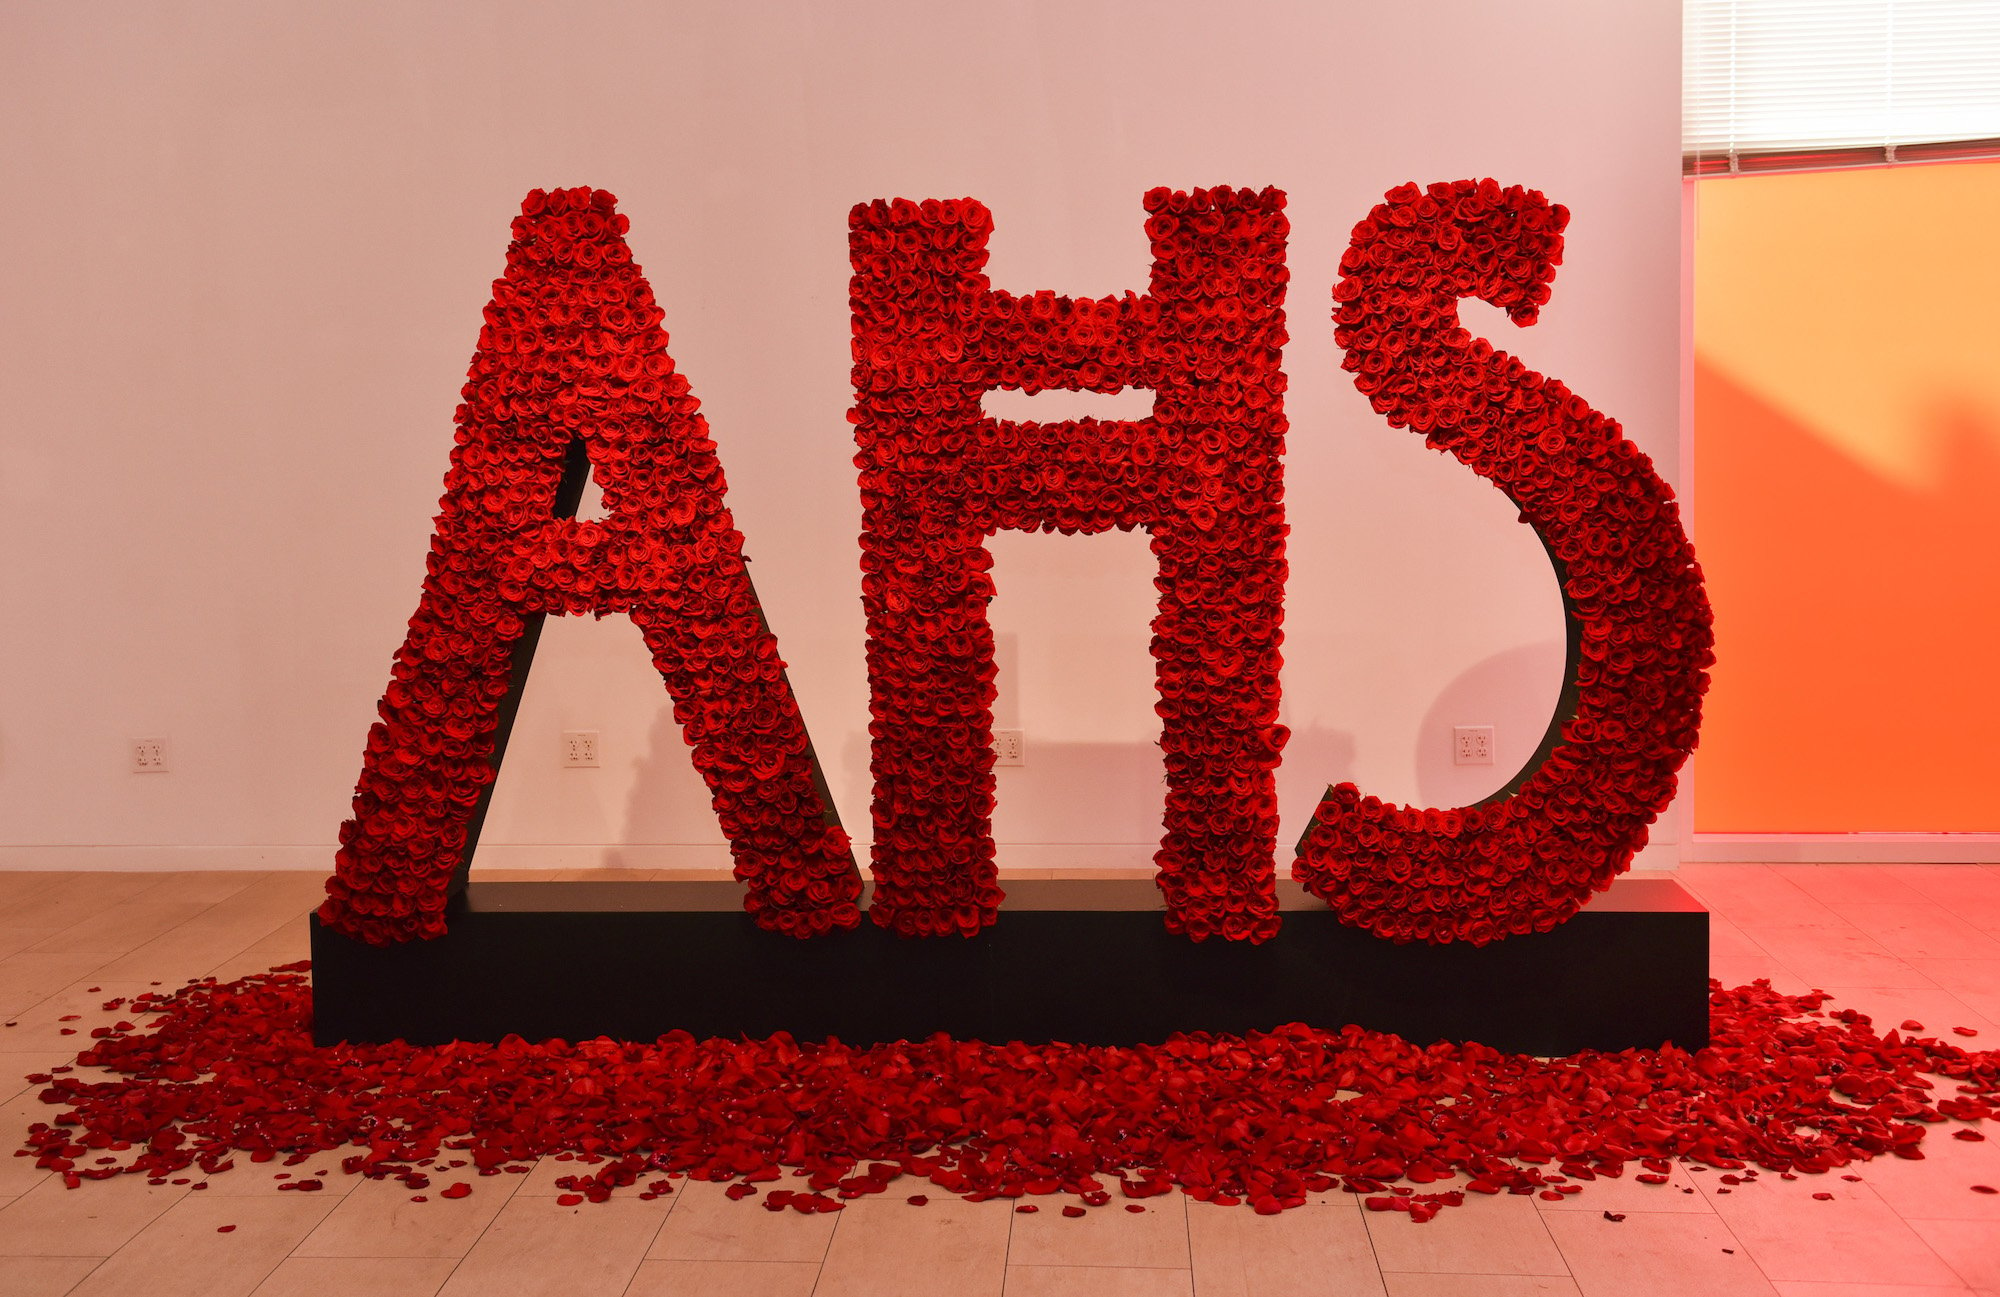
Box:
[131,737,171,773]
[1453,725,1495,766]
[561,730,600,768]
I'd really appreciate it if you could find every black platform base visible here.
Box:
[309,876,1708,1054]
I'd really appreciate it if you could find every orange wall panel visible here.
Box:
[1694,162,2000,832]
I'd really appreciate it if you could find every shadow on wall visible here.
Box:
[615,697,730,861]
[1413,640,1568,810]
[1694,358,2000,832]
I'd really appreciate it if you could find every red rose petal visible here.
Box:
[216,1224,235,1233]
[15,969,1999,1228]
[1125,1204,1145,1214]
[1062,1206,1087,1218]
[1953,1026,1979,1037]
[906,1195,929,1206]
[1602,1211,1625,1221]
[1971,1185,1998,1195]
[441,1183,470,1199]
[1015,1204,1037,1213]
[556,1194,583,1207]
[1811,1192,1834,1201]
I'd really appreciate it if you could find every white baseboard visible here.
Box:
[1687,834,2000,864]
[0,846,334,871]
[1629,842,1681,872]
[0,844,744,872]
[0,840,1691,873]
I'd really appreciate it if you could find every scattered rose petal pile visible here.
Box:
[19,967,1994,1221]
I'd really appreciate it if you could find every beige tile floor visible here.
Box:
[0,862,1996,1296]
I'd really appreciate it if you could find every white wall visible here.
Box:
[0,0,1683,872]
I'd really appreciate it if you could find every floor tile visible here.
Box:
[1541,1210,1774,1297]
[1713,953,1810,992]
[514,1151,647,1195]
[1898,868,2000,924]
[1904,1218,2000,1291]
[1768,1282,1977,1297]
[0,876,67,915]
[248,1256,458,1297]
[436,1194,667,1297]
[1738,925,1934,989]
[1812,986,2000,1042]
[1825,905,2000,962]
[1186,1197,1385,1297]
[1005,1193,1188,1269]
[291,1169,518,1258]
[91,877,323,983]
[0,980,157,1051]
[1531,1162,1713,1214]
[1712,917,1773,957]
[1854,1127,2000,1222]
[26,901,216,961]
[67,1193,335,1297]
[0,1087,70,1198]
[1361,1189,1567,1276]
[1681,866,1844,929]
[646,1177,832,1264]
[0,1255,104,1297]
[0,956,121,1021]
[0,1174,189,1255]
[236,916,315,961]
[197,1157,359,1198]
[1905,961,2000,1022]
[1003,1264,1194,1296]
[622,1258,820,1297]
[1699,1168,1962,1285]
[1771,866,1932,907]
[0,931,71,962]
[1384,1276,1582,1297]
[812,1194,1010,1297]
[0,875,174,933]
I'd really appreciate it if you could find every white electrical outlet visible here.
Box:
[1452,725,1494,766]
[993,729,1026,766]
[561,730,600,768]
[131,737,170,773]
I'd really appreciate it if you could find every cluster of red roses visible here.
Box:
[1292,180,1715,944]
[848,189,1292,940]
[320,187,860,945]
[24,971,1996,1218]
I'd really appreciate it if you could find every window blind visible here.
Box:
[1684,0,2000,175]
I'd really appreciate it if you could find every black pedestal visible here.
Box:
[309,876,1708,1054]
